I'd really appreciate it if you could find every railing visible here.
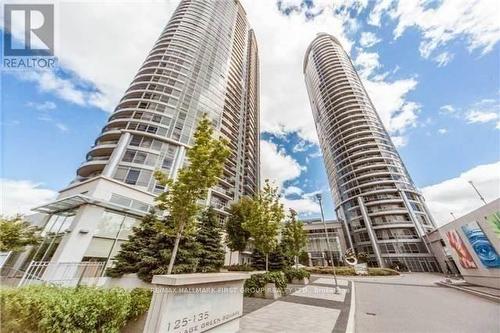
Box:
[19,261,106,287]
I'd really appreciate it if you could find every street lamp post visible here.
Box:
[315,193,340,294]
[468,180,487,206]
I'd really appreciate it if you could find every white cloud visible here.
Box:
[368,0,393,27]
[284,186,304,197]
[391,135,407,148]
[292,139,314,153]
[466,111,498,123]
[260,140,304,189]
[364,78,420,137]
[434,51,454,67]
[259,141,319,215]
[354,51,381,78]
[0,179,57,216]
[440,104,456,114]
[55,123,69,132]
[359,32,381,47]
[17,70,110,110]
[422,161,500,226]
[464,99,500,129]
[375,0,500,63]
[240,0,360,143]
[2,1,179,113]
[282,196,320,215]
[352,48,421,144]
[437,128,448,134]
[26,101,57,111]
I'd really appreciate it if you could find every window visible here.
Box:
[84,238,114,258]
[122,150,135,162]
[95,211,124,238]
[125,169,140,185]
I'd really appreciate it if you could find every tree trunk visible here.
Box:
[167,224,185,274]
[229,251,233,266]
[265,253,269,272]
[295,255,298,269]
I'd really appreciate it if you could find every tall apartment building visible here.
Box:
[31,0,259,270]
[303,33,439,272]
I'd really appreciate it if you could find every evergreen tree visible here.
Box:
[107,213,200,282]
[107,213,158,276]
[251,245,292,271]
[196,208,225,272]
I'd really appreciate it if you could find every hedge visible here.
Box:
[223,264,255,272]
[283,268,311,282]
[305,266,399,276]
[244,271,287,297]
[0,285,152,333]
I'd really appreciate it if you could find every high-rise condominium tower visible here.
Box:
[33,0,259,269]
[304,33,438,272]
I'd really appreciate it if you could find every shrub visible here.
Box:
[284,268,311,282]
[0,285,152,333]
[224,264,255,271]
[305,266,355,275]
[244,271,287,297]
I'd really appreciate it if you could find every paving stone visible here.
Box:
[239,301,340,333]
[313,278,349,286]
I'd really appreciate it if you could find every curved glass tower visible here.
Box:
[304,33,438,271]
[78,0,259,201]
[32,0,259,269]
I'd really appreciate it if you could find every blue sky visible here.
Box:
[1,0,499,225]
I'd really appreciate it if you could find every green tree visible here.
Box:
[0,215,41,252]
[196,208,225,272]
[107,213,199,282]
[251,245,292,271]
[282,209,308,268]
[154,114,229,274]
[243,180,284,271]
[225,197,252,263]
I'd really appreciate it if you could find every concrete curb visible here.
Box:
[346,281,356,333]
[436,282,500,303]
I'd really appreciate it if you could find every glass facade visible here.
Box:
[75,0,260,212]
[304,34,438,271]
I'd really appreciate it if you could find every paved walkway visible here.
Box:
[351,273,500,333]
[239,276,353,333]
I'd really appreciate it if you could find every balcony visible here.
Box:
[77,156,109,178]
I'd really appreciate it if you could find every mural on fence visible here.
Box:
[461,221,500,269]
[446,229,477,269]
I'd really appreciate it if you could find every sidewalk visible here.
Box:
[239,276,354,333]
[436,279,500,303]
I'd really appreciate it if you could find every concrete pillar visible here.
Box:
[357,196,384,267]
[336,206,354,250]
[170,145,186,180]
[102,132,131,177]
[49,205,105,263]
[399,190,433,254]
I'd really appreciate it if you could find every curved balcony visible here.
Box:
[77,156,109,178]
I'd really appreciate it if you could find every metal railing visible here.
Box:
[19,261,106,287]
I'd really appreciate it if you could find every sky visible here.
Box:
[1,0,499,226]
